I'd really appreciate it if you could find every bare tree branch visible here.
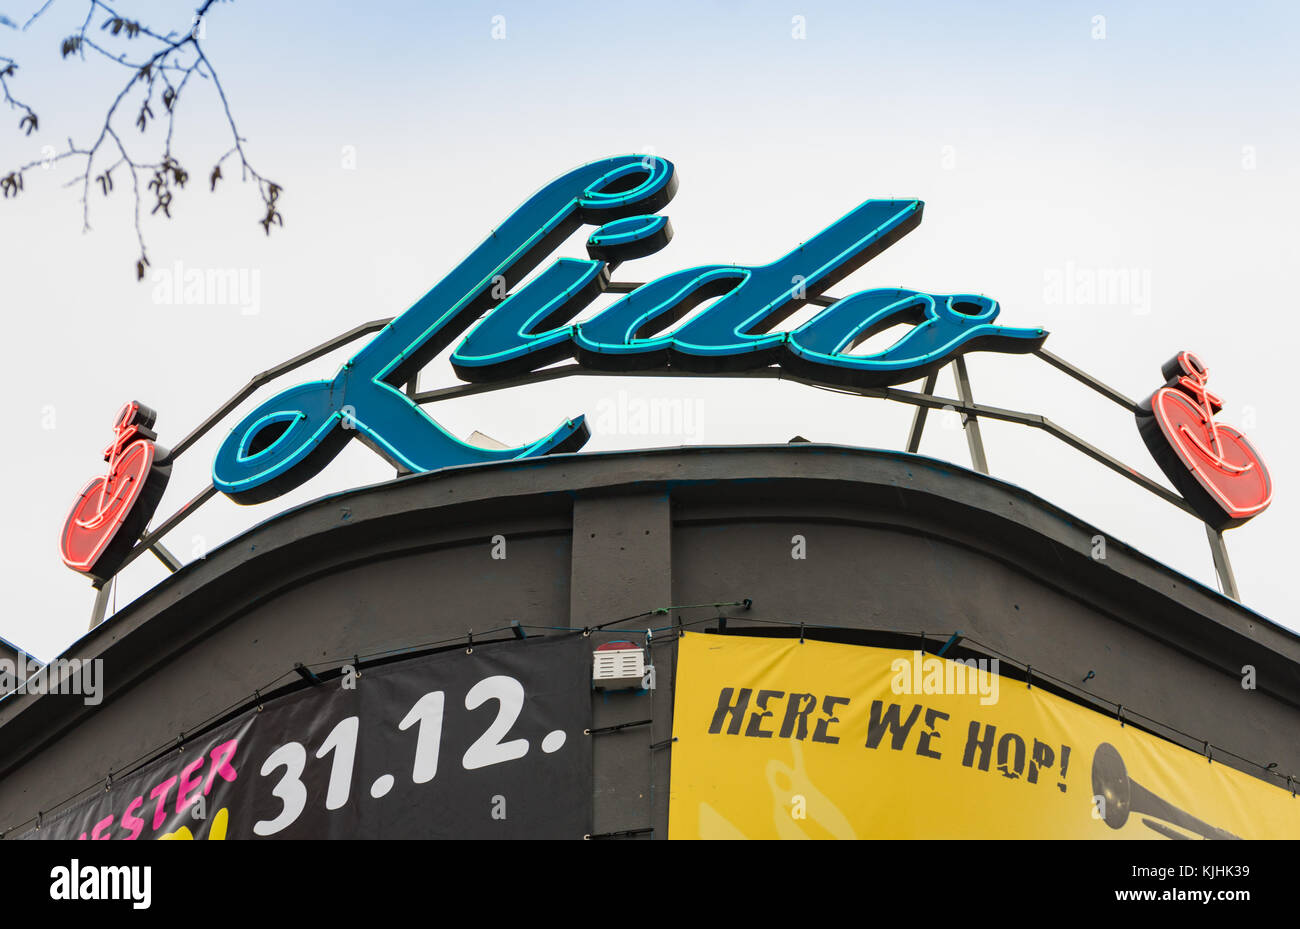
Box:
[1,0,283,280]
[23,2,57,30]
[0,54,39,135]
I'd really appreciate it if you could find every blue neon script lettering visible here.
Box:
[451,195,1046,387]
[573,199,922,369]
[212,155,677,503]
[214,154,1049,506]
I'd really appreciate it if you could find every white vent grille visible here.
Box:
[593,648,645,684]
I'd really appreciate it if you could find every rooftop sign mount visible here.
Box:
[56,154,1271,617]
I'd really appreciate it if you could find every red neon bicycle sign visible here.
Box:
[1137,352,1271,530]
[60,401,172,582]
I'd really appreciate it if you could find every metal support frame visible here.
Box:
[951,356,989,475]
[398,376,420,477]
[1034,347,1140,411]
[88,581,112,630]
[407,362,1197,516]
[85,320,393,627]
[906,372,938,453]
[89,487,215,627]
[1205,526,1240,600]
[112,484,218,577]
[149,542,183,573]
[168,318,393,459]
[84,288,1249,622]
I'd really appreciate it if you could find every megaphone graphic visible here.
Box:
[1091,742,1240,840]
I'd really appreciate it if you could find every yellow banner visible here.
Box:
[668,632,1300,839]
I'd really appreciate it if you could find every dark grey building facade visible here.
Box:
[1,444,1297,838]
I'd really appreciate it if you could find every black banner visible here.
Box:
[23,635,591,839]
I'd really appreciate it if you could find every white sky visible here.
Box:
[2,0,1297,660]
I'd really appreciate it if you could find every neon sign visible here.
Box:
[60,402,172,582]
[1136,351,1271,529]
[52,159,1278,608]
[212,155,1046,504]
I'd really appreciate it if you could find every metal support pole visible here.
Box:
[952,357,989,474]
[89,581,111,630]
[906,372,939,453]
[149,542,183,573]
[396,377,420,477]
[1034,348,1140,412]
[1205,525,1240,601]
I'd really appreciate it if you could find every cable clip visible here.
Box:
[1026,665,1032,690]
[293,663,323,686]
[466,629,474,654]
[1117,705,1124,727]
[254,689,263,712]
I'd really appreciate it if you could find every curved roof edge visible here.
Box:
[4,444,1296,757]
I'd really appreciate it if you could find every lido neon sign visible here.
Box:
[60,155,1273,582]
[210,154,1047,503]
